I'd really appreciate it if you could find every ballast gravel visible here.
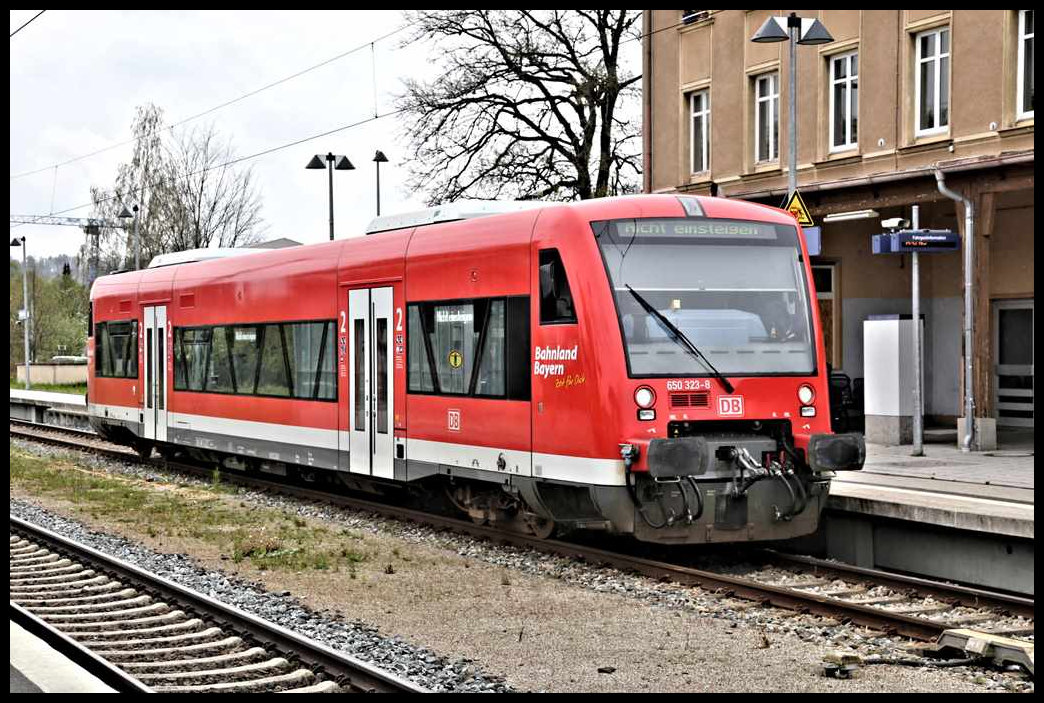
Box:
[9,498,511,693]
[11,440,1033,693]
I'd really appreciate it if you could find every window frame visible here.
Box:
[1018,10,1034,121]
[754,72,779,163]
[829,51,859,153]
[538,248,578,325]
[914,26,951,137]
[94,319,139,379]
[406,295,530,401]
[689,89,710,174]
[172,319,337,402]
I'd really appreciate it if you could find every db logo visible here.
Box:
[718,395,744,416]
[447,409,461,432]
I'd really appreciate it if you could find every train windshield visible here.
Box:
[592,218,816,377]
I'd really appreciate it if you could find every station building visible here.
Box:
[642,10,1034,442]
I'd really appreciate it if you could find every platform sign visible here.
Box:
[803,226,821,256]
[781,190,815,227]
[872,229,960,254]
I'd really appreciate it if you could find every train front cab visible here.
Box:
[527,195,865,544]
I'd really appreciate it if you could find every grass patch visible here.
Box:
[11,447,366,573]
[10,379,87,396]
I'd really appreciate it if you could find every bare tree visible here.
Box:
[86,104,265,275]
[398,10,642,205]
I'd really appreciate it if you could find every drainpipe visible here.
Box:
[935,170,975,452]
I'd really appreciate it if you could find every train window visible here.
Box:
[171,321,337,400]
[95,320,139,378]
[407,306,437,393]
[174,328,211,392]
[315,322,336,401]
[354,319,366,429]
[407,297,529,401]
[257,325,291,397]
[285,321,334,400]
[230,326,261,395]
[505,297,531,401]
[206,326,235,394]
[376,317,389,432]
[474,300,505,396]
[539,249,577,324]
[88,303,93,337]
[433,302,478,394]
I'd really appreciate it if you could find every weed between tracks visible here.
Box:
[10,447,367,572]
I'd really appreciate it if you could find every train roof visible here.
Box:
[91,195,799,300]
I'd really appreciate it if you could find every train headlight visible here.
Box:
[634,386,656,409]
[797,384,815,406]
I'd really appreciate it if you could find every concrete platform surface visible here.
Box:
[828,435,1034,539]
[9,620,116,693]
[9,388,87,408]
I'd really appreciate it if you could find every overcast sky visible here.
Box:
[10,10,440,261]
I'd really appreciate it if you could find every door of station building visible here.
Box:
[348,287,394,479]
[993,299,1033,428]
[142,306,168,442]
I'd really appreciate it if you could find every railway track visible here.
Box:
[11,419,1035,649]
[9,515,427,693]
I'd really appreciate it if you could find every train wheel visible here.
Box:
[134,440,154,461]
[522,513,555,540]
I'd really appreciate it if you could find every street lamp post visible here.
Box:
[751,13,833,198]
[306,153,355,241]
[373,150,389,217]
[118,203,141,269]
[11,236,31,389]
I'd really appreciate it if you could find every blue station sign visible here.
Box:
[872,229,960,254]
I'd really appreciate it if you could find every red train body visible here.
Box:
[88,195,864,544]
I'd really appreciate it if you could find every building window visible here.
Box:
[754,73,779,163]
[689,90,710,174]
[1018,10,1034,120]
[407,297,530,400]
[914,27,950,136]
[829,52,858,151]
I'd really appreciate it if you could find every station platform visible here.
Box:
[10,620,115,693]
[9,388,89,430]
[814,428,1034,594]
[828,428,1034,539]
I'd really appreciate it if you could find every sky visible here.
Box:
[10,10,440,261]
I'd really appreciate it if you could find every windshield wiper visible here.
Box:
[624,285,735,394]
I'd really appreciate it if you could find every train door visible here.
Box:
[142,305,168,443]
[348,287,394,479]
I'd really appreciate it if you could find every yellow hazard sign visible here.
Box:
[781,190,815,227]
[448,349,463,369]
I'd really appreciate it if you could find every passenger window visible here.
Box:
[257,325,290,397]
[407,306,436,392]
[206,326,234,393]
[230,326,261,394]
[474,300,506,396]
[95,320,139,378]
[432,303,477,394]
[407,297,529,401]
[539,249,577,324]
[176,328,211,392]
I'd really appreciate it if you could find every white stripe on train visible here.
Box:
[88,404,627,486]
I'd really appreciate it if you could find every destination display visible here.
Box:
[612,219,780,240]
[872,229,960,254]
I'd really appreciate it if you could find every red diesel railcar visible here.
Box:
[88,194,864,544]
